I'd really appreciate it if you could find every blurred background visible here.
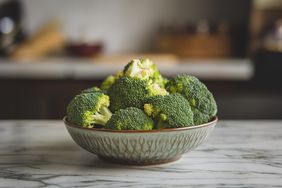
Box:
[0,0,281,120]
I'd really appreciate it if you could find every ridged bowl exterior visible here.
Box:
[64,117,217,165]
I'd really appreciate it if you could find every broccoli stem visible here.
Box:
[156,118,167,129]
[92,106,112,126]
[155,113,168,129]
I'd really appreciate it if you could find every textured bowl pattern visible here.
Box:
[65,118,217,165]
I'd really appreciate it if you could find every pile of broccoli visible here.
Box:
[66,58,217,130]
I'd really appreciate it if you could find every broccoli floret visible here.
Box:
[147,83,168,96]
[80,86,103,94]
[105,107,154,130]
[143,94,194,128]
[67,92,112,128]
[166,74,217,125]
[100,71,123,91]
[123,58,167,88]
[100,75,116,91]
[108,76,168,112]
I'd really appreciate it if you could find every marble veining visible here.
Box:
[0,120,281,188]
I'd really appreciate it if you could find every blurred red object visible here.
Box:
[66,43,103,57]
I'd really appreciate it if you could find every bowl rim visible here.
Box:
[64,116,218,133]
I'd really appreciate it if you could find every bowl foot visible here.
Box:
[98,155,182,166]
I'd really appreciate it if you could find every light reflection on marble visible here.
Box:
[0,120,282,187]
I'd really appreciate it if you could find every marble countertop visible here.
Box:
[0,120,281,188]
[0,58,253,80]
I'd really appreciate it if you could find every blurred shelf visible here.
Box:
[0,58,253,80]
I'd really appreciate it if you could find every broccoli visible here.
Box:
[143,94,194,128]
[80,86,103,94]
[108,76,168,112]
[67,92,112,128]
[123,58,167,88]
[105,107,154,130]
[100,71,123,91]
[147,82,168,96]
[100,75,116,91]
[166,74,217,125]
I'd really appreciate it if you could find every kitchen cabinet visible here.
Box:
[0,59,281,119]
[1,79,282,119]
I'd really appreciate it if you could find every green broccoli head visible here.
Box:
[67,92,112,128]
[105,107,154,130]
[108,76,168,112]
[100,71,123,91]
[123,58,167,88]
[166,74,217,125]
[147,82,168,96]
[80,86,103,94]
[143,93,194,128]
[100,75,116,91]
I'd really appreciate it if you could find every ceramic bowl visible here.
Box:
[64,116,217,165]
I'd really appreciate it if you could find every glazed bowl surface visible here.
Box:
[64,117,217,165]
